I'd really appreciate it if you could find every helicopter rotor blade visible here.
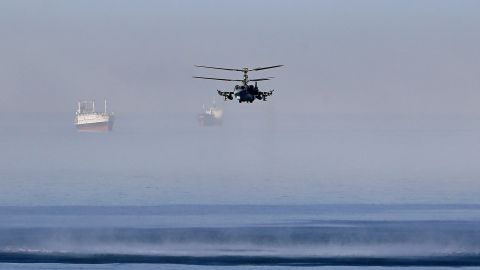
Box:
[249,65,284,71]
[195,64,284,72]
[250,77,275,82]
[193,76,243,82]
[194,65,244,72]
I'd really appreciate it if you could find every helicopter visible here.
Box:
[193,65,283,103]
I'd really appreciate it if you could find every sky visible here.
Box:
[0,0,480,114]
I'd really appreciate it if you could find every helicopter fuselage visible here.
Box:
[218,83,272,103]
[234,84,257,103]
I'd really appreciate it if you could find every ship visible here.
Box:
[74,100,114,132]
[197,98,223,126]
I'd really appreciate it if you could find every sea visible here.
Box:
[1,205,480,269]
[1,111,480,269]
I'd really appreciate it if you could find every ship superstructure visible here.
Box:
[197,98,223,126]
[75,100,114,132]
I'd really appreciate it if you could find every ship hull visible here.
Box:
[76,119,114,132]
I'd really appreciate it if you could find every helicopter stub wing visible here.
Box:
[257,90,274,101]
[261,90,274,96]
[217,90,234,101]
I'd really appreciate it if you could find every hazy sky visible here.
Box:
[1,0,480,114]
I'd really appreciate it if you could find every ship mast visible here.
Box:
[104,99,107,114]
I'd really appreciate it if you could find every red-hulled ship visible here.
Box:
[74,100,114,132]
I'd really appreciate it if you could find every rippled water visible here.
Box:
[1,205,480,268]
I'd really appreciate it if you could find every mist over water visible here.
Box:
[1,112,480,205]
